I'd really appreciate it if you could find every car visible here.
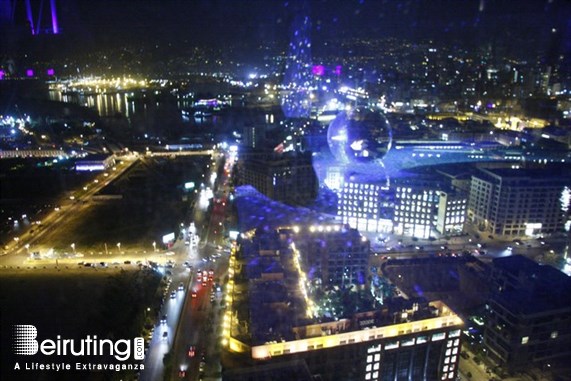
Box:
[199,360,205,372]
[170,291,176,299]
[160,314,167,324]
[124,260,131,264]
[188,345,196,357]
[178,282,184,291]
[178,369,186,378]
[162,331,168,340]
[191,292,197,298]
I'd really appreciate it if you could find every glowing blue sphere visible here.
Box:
[327,108,392,164]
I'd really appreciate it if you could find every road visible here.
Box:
[168,150,232,381]
[139,239,197,381]
[0,148,230,381]
[168,245,229,381]
[141,148,232,381]
[2,154,139,261]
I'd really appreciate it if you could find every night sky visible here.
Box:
[2,0,570,62]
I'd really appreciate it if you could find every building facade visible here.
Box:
[337,170,469,238]
[393,185,439,239]
[468,167,570,238]
[484,255,571,372]
[436,190,467,235]
[338,178,394,234]
[236,151,318,206]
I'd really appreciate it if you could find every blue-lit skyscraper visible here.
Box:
[281,1,313,118]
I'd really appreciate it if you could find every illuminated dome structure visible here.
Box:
[327,108,392,165]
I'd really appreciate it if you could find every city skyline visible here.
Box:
[1,1,571,381]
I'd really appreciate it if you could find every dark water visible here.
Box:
[48,89,281,138]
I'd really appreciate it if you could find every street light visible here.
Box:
[152,241,156,252]
[117,242,121,253]
[71,243,76,254]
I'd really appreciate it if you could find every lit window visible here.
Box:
[521,336,529,345]
[368,344,381,353]
[551,331,558,339]
[365,372,371,380]
[385,341,399,350]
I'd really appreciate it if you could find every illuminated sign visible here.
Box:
[76,164,105,171]
[162,232,175,244]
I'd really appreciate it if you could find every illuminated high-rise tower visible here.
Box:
[281,1,313,118]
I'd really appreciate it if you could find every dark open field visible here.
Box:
[0,267,163,381]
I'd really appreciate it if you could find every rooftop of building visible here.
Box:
[477,164,571,181]
[235,226,459,347]
[234,185,337,232]
[75,153,113,162]
[434,163,478,180]
[223,358,313,381]
[492,255,571,315]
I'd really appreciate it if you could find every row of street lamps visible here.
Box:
[26,240,162,258]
